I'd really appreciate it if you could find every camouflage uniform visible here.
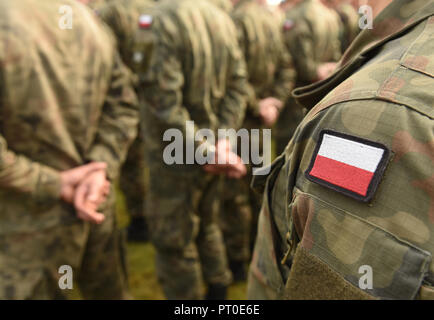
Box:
[335,2,360,52]
[0,0,138,299]
[89,0,156,242]
[248,0,434,300]
[141,0,248,299]
[220,0,295,274]
[274,0,343,155]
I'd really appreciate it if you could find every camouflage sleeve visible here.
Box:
[0,44,61,201]
[0,135,61,202]
[271,41,296,103]
[142,16,212,151]
[219,22,248,129]
[285,20,318,84]
[86,52,139,180]
[232,14,259,117]
[97,3,130,56]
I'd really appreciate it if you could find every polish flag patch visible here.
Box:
[305,130,390,202]
[138,14,153,29]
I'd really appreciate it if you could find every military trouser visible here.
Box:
[273,98,305,155]
[0,198,130,300]
[220,176,252,263]
[220,170,262,264]
[120,135,147,220]
[219,116,265,265]
[145,165,232,300]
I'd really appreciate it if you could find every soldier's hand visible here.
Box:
[203,139,247,179]
[259,97,283,127]
[60,162,108,204]
[316,62,337,81]
[73,169,110,225]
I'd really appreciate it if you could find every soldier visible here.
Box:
[142,0,248,299]
[85,0,158,243]
[0,0,139,299]
[274,0,344,155]
[220,0,295,282]
[248,0,434,300]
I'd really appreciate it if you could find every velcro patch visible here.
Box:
[305,130,390,202]
[138,14,153,29]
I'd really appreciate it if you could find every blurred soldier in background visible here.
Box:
[0,0,138,299]
[86,0,157,244]
[220,0,295,282]
[274,0,344,155]
[324,0,361,52]
[248,0,434,300]
[142,0,248,300]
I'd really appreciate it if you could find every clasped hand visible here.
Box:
[59,162,110,224]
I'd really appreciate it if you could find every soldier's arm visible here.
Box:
[0,42,61,201]
[228,14,255,121]
[271,40,296,104]
[219,23,248,129]
[0,135,61,202]
[86,52,139,180]
[143,16,220,153]
[285,20,318,83]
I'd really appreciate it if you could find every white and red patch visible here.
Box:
[138,14,153,29]
[305,130,390,202]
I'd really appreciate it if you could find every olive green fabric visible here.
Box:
[249,0,434,300]
[283,246,374,300]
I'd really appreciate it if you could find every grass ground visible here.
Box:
[126,241,247,300]
[118,189,247,300]
[70,186,247,300]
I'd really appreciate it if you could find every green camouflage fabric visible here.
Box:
[274,0,343,155]
[220,0,295,266]
[142,0,247,170]
[336,2,360,52]
[141,0,248,299]
[232,0,295,117]
[145,165,231,299]
[248,0,434,300]
[0,0,138,299]
[91,0,157,221]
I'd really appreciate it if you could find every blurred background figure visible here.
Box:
[86,0,158,245]
[273,0,345,155]
[323,0,361,52]
[219,0,295,283]
[141,0,248,300]
[0,0,139,299]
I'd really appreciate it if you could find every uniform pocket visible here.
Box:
[400,17,434,78]
[286,191,432,300]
